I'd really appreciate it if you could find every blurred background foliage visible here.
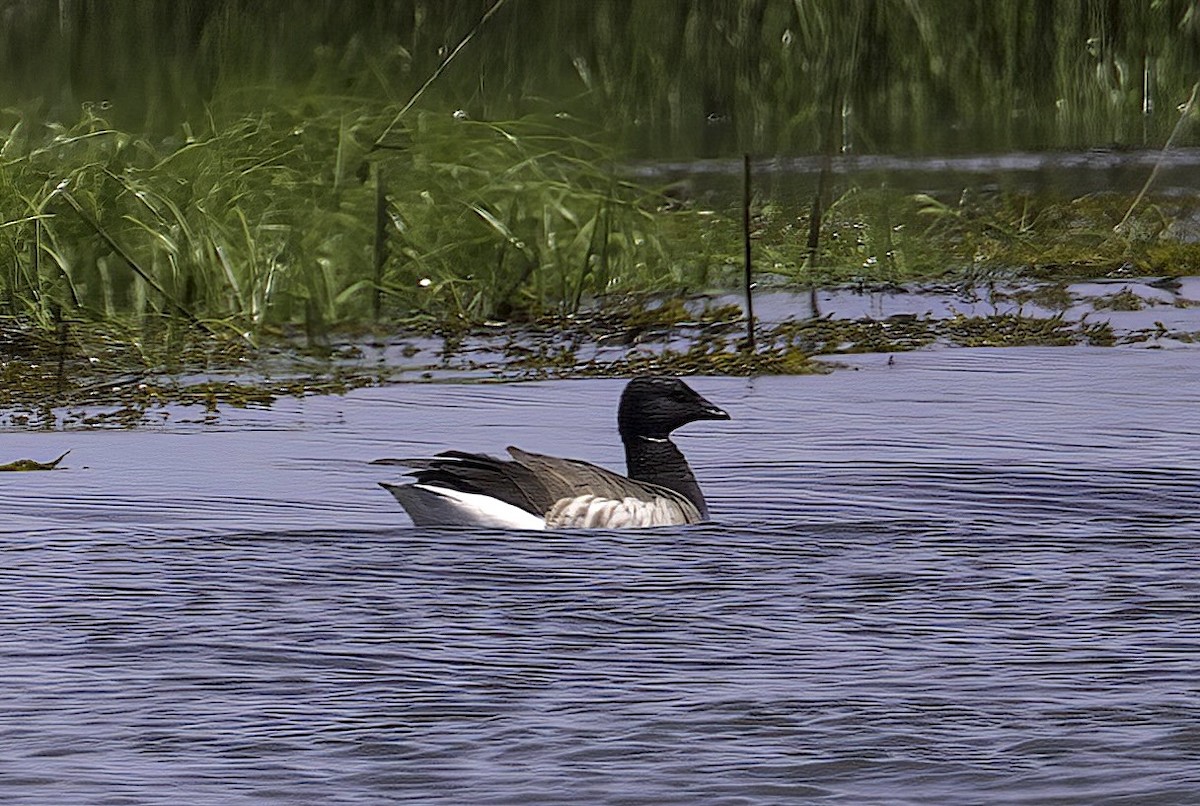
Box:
[3,0,1199,155]
[0,0,1195,153]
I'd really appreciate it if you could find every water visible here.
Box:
[3,347,1200,804]
[639,146,1200,200]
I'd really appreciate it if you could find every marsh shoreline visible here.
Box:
[3,275,1197,429]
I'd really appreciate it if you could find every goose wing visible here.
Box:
[376,450,553,516]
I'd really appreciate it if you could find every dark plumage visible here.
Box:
[375,376,730,529]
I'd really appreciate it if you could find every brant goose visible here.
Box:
[376,376,730,529]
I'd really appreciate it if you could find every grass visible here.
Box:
[5,100,1200,420]
[0,105,687,340]
[5,111,1200,321]
[5,107,1200,387]
[678,183,1200,291]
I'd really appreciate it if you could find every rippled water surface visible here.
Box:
[3,347,1200,804]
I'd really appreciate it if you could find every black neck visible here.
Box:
[623,434,708,519]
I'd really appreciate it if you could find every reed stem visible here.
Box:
[742,153,755,352]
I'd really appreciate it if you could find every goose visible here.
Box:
[375,376,730,529]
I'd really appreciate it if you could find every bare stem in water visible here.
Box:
[742,153,755,352]
[372,164,388,321]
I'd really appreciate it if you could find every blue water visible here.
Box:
[3,347,1200,804]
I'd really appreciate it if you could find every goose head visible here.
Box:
[617,376,730,441]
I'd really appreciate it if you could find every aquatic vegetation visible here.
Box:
[942,313,1077,348]
[0,309,251,412]
[3,2,1200,420]
[490,296,820,380]
[1093,287,1148,311]
[571,343,820,381]
[685,185,1200,291]
[0,450,69,471]
[770,315,938,355]
[7,278,1200,426]
[1002,283,1075,312]
[5,113,1200,424]
[1081,320,1117,346]
[0,106,678,334]
[3,2,1199,353]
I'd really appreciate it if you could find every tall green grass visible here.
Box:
[0,103,685,341]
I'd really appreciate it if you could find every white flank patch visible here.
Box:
[545,494,690,529]
[384,483,547,530]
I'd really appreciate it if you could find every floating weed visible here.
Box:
[683,184,1200,293]
[1003,282,1075,311]
[941,313,1077,347]
[770,316,938,355]
[0,450,69,471]
[1093,288,1147,311]
[1081,320,1116,346]
[566,341,822,380]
